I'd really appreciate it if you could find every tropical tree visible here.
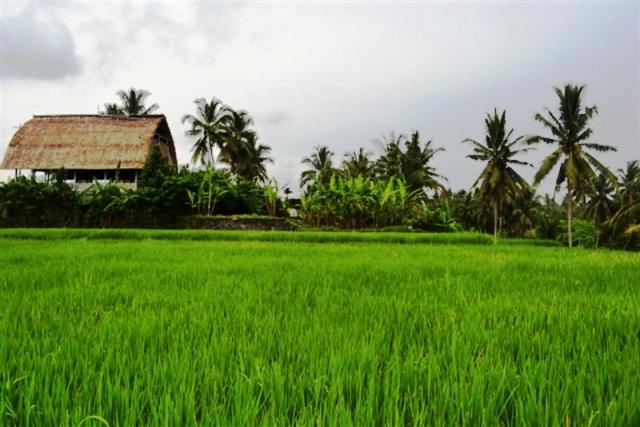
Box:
[300,146,335,189]
[182,98,229,166]
[375,131,445,195]
[584,173,616,227]
[509,186,540,237]
[375,132,405,179]
[218,109,256,175]
[530,84,617,247]
[234,133,273,182]
[617,160,640,206]
[401,131,446,194]
[103,103,122,116]
[463,109,531,239]
[103,88,159,116]
[609,160,640,237]
[342,148,374,178]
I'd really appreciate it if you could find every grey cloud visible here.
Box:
[0,8,82,80]
[258,110,290,127]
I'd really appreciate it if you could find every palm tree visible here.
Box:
[617,160,640,206]
[219,109,257,176]
[300,146,335,189]
[401,131,446,194]
[375,132,405,180]
[182,98,229,166]
[342,148,374,178]
[103,103,122,116]
[609,160,640,235]
[463,109,531,239]
[103,88,159,116]
[375,131,445,194]
[530,84,617,247]
[584,174,616,227]
[510,186,540,237]
[235,133,273,182]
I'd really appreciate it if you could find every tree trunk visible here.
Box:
[567,183,573,248]
[493,203,498,240]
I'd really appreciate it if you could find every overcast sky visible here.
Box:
[1,0,639,194]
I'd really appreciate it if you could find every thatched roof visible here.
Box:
[0,115,177,170]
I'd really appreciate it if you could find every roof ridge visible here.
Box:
[32,114,166,119]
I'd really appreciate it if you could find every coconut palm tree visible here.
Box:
[103,103,122,116]
[617,160,640,206]
[509,186,540,237]
[584,174,616,227]
[463,109,531,239]
[375,132,405,180]
[342,148,374,178]
[375,131,445,194]
[530,84,617,247]
[609,160,640,235]
[235,133,273,182]
[219,109,257,175]
[300,146,335,189]
[182,98,229,166]
[401,131,446,194]
[103,88,159,116]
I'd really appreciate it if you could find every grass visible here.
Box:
[0,228,494,245]
[1,234,639,425]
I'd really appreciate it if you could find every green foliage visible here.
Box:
[138,144,175,188]
[559,219,598,248]
[1,237,638,424]
[0,174,80,227]
[375,131,446,194]
[0,165,282,228]
[301,174,420,228]
[411,200,462,232]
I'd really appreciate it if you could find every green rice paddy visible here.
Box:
[1,230,639,425]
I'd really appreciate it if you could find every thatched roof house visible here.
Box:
[1,114,177,188]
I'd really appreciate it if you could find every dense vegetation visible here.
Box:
[0,159,283,229]
[1,235,638,425]
[1,85,638,249]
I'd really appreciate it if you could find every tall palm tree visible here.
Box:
[530,84,617,247]
[463,109,531,239]
[300,146,335,189]
[342,148,374,178]
[182,98,229,166]
[103,88,159,116]
[219,109,257,176]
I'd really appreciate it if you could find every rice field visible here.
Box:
[1,230,639,425]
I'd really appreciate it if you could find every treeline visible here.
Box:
[0,84,638,250]
[299,85,639,250]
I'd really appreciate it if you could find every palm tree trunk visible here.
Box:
[493,203,498,240]
[567,183,573,248]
